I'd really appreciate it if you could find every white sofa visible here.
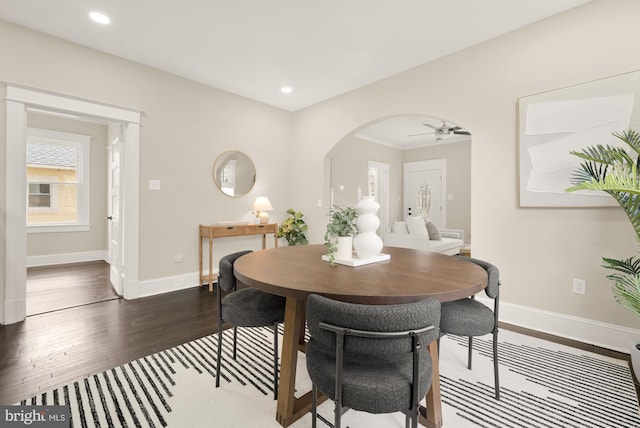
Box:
[382,217,465,256]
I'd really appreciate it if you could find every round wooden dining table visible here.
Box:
[234,244,487,428]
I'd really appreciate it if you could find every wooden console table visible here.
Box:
[198,223,278,292]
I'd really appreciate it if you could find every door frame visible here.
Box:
[3,84,142,324]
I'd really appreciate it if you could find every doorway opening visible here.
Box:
[23,110,124,315]
[326,114,471,243]
[4,84,141,325]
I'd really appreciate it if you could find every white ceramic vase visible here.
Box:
[353,195,383,259]
[335,236,353,260]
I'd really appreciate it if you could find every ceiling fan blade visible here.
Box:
[408,131,434,137]
[421,123,439,130]
[453,130,471,135]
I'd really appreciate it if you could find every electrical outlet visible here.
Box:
[174,254,183,263]
[572,278,586,295]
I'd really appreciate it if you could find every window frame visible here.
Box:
[26,128,91,233]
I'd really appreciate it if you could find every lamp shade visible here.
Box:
[253,196,273,212]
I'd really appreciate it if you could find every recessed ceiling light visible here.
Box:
[89,11,111,25]
[280,86,293,94]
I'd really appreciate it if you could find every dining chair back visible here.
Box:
[215,250,286,399]
[439,256,501,399]
[305,294,440,428]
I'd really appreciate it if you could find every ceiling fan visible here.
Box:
[409,121,471,140]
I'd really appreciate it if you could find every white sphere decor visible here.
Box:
[353,195,384,259]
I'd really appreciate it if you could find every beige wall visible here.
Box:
[327,135,403,225]
[26,113,109,257]
[0,20,293,294]
[291,0,640,330]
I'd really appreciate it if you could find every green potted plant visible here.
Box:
[567,129,640,369]
[277,208,309,246]
[324,205,358,266]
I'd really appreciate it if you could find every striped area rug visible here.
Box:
[15,327,640,428]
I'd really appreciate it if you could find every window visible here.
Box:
[28,183,51,208]
[26,128,91,233]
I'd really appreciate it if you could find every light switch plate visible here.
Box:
[149,179,161,190]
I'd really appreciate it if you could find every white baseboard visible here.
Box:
[138,271,212,298]
[3,298,26,324]
[485,297,640,354]
[26,250,108,267]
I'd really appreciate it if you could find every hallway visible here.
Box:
[26,261,119,316]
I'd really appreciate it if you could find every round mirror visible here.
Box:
[212,151,256,197]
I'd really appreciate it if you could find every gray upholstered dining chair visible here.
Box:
[305,294,441,428]
[215,250,286,399]
[439,256,501,399]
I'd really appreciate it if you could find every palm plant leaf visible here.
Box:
[615,129,640,159]
[569,144,633,167]
[612,279,640,318]
[602,256,640,276]
[567,129,640,318]
[602,257,640,318]
[567,130,640,241]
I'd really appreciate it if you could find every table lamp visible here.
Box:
[253,196,273,224]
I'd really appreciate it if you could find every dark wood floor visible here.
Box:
[1,262,636,406]
[26,261,120,315]
[1,265,219,405]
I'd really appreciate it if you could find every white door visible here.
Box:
[108,123,124,295]
[403,160,446,228]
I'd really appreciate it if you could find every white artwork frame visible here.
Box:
[518,70,640,207]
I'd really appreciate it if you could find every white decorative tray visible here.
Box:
[321,253,390,267]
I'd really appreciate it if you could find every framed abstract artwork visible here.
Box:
[518,70,640,207]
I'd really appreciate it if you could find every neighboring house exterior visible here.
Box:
[27,142,79,225]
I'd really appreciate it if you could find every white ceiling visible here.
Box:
[0,0,589,112]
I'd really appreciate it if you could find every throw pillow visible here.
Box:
[392,221,408,234]
[406,216,429,237]
[425,220,442,240]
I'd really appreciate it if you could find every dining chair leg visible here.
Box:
[215,318,223,388]
[493,330,500,400]
[272,321,279,400]
[467,336,473,370]
[311,383,318,428]
[232,326,238,360]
